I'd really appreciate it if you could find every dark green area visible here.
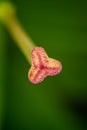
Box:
[0,0,87,129]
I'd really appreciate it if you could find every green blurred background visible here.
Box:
[0,0,87,129]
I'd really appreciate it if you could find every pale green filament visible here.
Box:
[0,2,35,64]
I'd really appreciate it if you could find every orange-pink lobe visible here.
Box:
[28,47,62,84]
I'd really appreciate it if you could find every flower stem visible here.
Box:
[0,2,35,64]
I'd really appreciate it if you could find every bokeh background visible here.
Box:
[0,0,87,129]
